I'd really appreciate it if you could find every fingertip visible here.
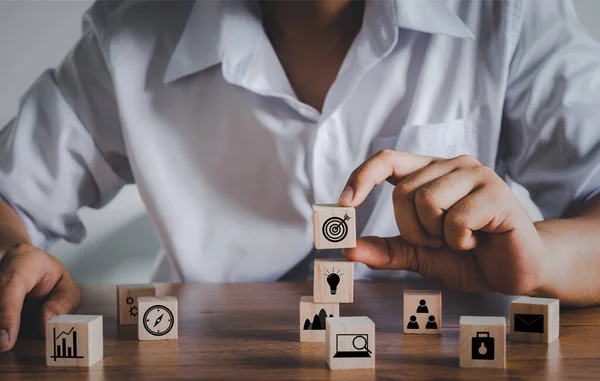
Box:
[338,186,355,206]
[0,328,14,352]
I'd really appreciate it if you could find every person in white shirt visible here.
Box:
[1,0,600,351]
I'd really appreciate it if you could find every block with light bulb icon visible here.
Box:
[459,316,506,369]
[313,259,354,303]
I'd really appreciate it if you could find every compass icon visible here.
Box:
[142,305,174,336]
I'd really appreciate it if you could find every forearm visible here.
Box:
[534,195,600,306]
[0,200,31,247]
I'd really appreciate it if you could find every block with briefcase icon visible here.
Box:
[510,296,559,344]
[459,316,506,369]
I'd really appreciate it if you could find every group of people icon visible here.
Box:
[407,299,438,330]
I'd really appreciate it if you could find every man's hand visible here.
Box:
[0,243,80,352]
[339,150,551,295]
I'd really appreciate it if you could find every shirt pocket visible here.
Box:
[368,106,480,159]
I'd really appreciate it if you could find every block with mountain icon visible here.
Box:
[299,296,340,342]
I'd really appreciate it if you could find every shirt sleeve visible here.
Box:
[0,6,133,250]
[500,0,600,220]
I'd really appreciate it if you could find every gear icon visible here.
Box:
[125,296,134,305]
[129,305,138,317]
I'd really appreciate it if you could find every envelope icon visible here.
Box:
[514,314,544,333]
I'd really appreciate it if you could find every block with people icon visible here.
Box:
[403,290,442,334]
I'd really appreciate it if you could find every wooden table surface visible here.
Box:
[1,279,600,380]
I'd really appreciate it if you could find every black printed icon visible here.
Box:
[303,308,334,330]
[416,299,429,313]
[471,332,495,360]
[514,314,544,334]
[425,315,438,329]
[322,214,351,243]
[143,305,175,336]
[51,327,84,361]
[407,315,419,330]
[325,268,343,295]
[333,334,372,358]
[126,295,138,317]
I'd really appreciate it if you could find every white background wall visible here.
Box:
[0,1,598,284]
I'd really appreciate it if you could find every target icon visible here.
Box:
[322,214,351,243]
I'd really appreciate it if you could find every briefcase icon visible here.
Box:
[471,332,495,360]
[514,314,544,333]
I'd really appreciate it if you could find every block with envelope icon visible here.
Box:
[510,296,559,344]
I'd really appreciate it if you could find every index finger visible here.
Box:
[339,150,436,207]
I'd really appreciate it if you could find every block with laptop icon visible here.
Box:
[459,316,506,369]
[403,290,442,335]
[325,316,375,370]
[510,296,559,344]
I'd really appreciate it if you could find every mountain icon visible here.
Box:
[303,308,334,330]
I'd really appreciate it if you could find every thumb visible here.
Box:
[343,235,493,292]
[38,273,81,336]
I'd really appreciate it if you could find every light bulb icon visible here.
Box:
[325,268,343,295]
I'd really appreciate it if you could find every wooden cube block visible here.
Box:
[459,316,506,369]
[46,315,103,367]
[138,296,178,341]
[313,204,356,249]
[300,296,340,342]
[313,259,354,303]
[117,284,156,325]
[510,296,559,344]
[326,316,375,370]
[403,290,442,334]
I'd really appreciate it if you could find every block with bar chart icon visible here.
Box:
[313,259,354,303]
[138,296,178,341]
[46,315,103,367]
[117,284,156,325]
[403,290,442,335]
[325,316,375,370]
[510,296,559,344]
[313,204,356,249]
[299,296,340,342]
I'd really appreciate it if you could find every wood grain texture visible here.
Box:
[459,316,506,369]
[312,204,356,249]
[3,279,600,380]
[326,316,375,370]
[299,296,339,342]
[510,296,559,344]
[116,284,156,325]
[313,259,354,303]
[403,290,442,334]
[45,315,103,367]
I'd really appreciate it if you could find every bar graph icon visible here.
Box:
[51,327,84,361]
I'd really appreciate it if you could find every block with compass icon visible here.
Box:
[138,296,178,341]
[117,284,156,325]
[313,204,356,249]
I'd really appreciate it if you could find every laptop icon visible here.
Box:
[333,334,372,358]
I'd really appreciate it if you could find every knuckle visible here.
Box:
[446,209,468,229]
[472,165,495,180]
[454,154,480,167]
[376,149,396,159]
[415,187,438,209]
[393,182,414,199]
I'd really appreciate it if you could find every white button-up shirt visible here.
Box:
[1,0,600,282]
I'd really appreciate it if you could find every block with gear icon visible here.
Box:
[117,284,156,325]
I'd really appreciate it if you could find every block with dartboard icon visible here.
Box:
[312,204,356,250]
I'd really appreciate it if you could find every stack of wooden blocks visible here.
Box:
[304,204,375,370]
[46,284,179,368]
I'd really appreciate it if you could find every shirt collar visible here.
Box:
[163,0,474,84]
